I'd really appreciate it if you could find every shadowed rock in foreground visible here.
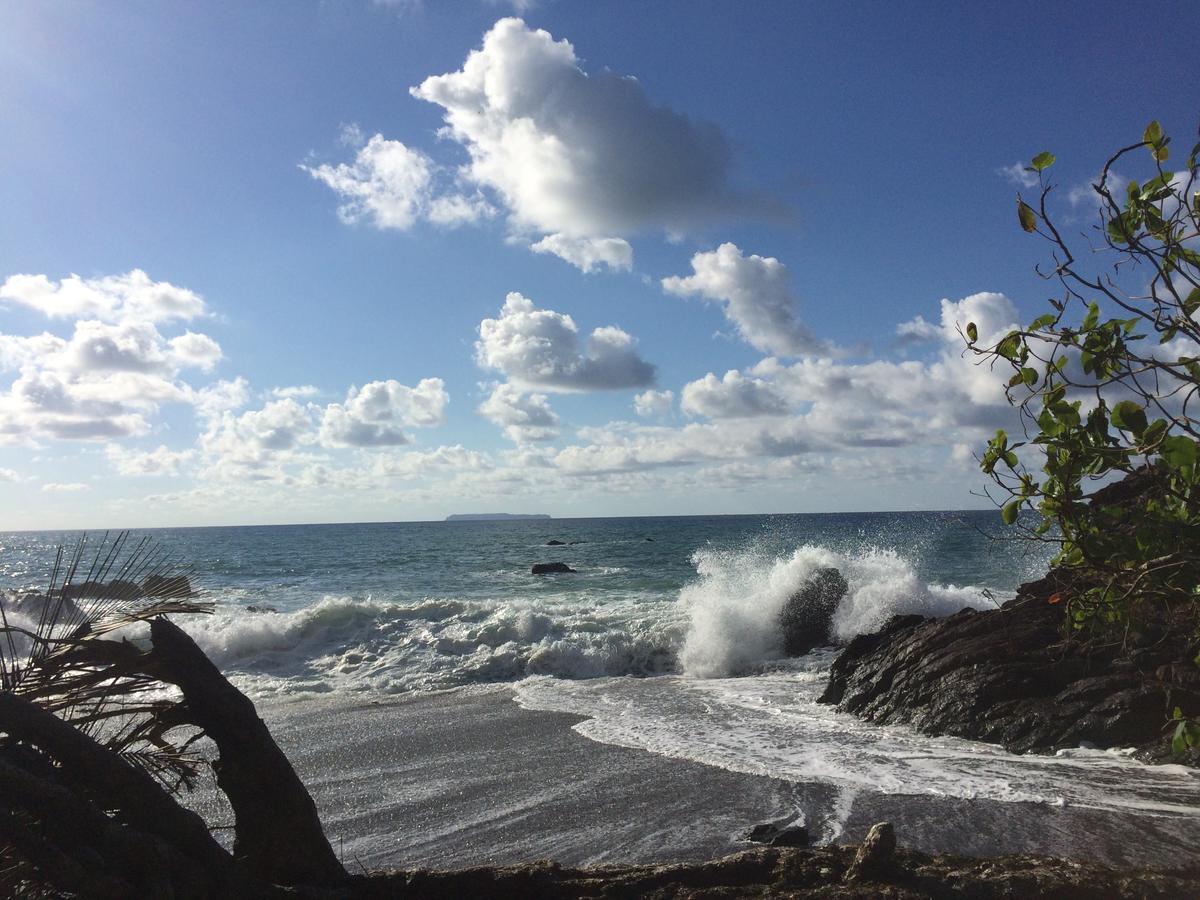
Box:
[820,567,1200,759]
[356,838,1195,898]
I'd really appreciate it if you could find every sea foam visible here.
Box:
[678,543,996,678]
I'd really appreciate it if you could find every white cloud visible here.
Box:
[318,378,448,448]
[998,162,1039,189]
[634,389,673,418]
[681,370,790,418]
[41,482,90,493]
[0,270,224,446]
[529,234,633,273]
[1066,171,1129,211]
[270,385,319,399]
[895,314,940,342]
[408,18,760,270]
[105,443,195,477]
[477,382,559,442]
[476,292,655,391]
[192,378,250,419]
[538,291,1022,482]
[0,270,207,323]
[302,135,433,230]
[662,243,827,357]
[0,467,17,482]
[302,134,495,231]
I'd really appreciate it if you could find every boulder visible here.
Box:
[778,567,848,656]
[546,540,566,546]
[846,822,896,882]
[531,562,576,575]
[743,821,810,847]
[820,569,1200,758]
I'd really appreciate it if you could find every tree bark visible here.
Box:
[150,617,347,888]
[0,691,237,894]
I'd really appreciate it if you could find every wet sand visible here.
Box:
[187,685,1195,871]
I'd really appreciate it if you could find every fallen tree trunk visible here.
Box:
[0,693,246,897]
[150,617,347,888]
[0,756,224,898]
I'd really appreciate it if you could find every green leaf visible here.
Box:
[1144,120,1162,144]
[1161,435,1197,469]
[1018,200,1038,233]
[966,322,978,343]
[1021,367,1038,387]
[1110,401,1147,435]
[1001,500,1020,525]
[1029,313,1056,330]
[1142,419,1168,446]
[1185,288,1200,316]
[996,333,1021,361]
[1082,302,1100,331]
[1031,151,1056,171]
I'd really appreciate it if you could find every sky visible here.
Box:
[0,0,1195,529]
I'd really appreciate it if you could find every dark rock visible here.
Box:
[644,538,654,542]
[246,605,278,614]
[568,541,587,545]
[62,579,143,602]
[779,567,848,656]
[143,574,196,598]
[546,540,566,546]
[744,821,810,847]
[532,562,576,575]
[846,821,896,882]
[820,569,1200,757]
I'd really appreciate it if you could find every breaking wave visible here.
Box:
[678,544,996,678]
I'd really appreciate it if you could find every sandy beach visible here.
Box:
[183,686,1196,873]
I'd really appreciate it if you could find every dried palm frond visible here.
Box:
[1,533,217,896]
[1,531,212,789]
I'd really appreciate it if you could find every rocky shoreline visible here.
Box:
[818,565,1200,763]
[360,829,1196,898]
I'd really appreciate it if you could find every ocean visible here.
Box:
[3,512,1198,869]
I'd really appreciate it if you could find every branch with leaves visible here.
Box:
[968,120,1200,636]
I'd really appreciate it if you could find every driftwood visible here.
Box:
[150,617,347,888]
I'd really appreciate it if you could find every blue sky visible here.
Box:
[0,0,1194,528]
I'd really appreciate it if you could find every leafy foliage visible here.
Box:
[970,121,1200,634]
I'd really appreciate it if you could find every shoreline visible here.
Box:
[187,684,1197,872]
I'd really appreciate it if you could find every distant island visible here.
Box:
[444,513,551,522]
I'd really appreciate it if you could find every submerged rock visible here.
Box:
[820,569,1200,758]
[531,562,576,575]
[779,567,848,656]
[545,540,566,546]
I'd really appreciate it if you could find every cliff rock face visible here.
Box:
[820,570,1200,757]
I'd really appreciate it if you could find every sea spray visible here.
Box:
[678,543,997,678]
[178,592,684,695]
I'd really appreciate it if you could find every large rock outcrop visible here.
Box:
[820,569,1200,757]
[779,567,848,656]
